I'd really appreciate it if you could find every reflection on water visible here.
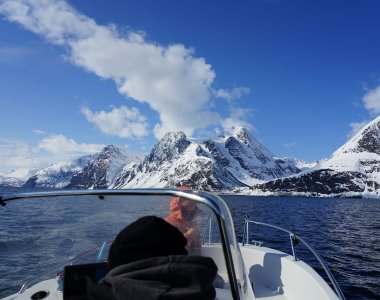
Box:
[0,189,379,300]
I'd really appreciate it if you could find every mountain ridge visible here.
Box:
[250,116,380,198]
[113,128,300,190]
[2,117,380,199]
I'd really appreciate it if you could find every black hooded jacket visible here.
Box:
[86,255,217,300]
[83,216,217,299]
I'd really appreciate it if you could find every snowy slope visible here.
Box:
[114,132,221,189]
[5,168,38,180]
[114,133,244,190]
[0,168,39,187]
[67,145,143,189]
[201,128,300,185]
[24,156,92,188]
[0,175,25,187]
[252,116,380,198]
[22,145,143,189]
[114,129,300,190]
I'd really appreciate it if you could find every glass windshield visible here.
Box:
[0,191,238,300]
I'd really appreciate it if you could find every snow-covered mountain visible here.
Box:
[0,175,25,187]
[7,118,377,198]
[0,168,38,187]
[252,116,380,198]
[24,155,93,188]
[5,168,38,180]
[67,145,142,189]
[22,145,142,189]
[114,128,300,190]
[284,158,318,171]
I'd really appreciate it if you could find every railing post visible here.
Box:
[202,214,212,245]
[246,218,249,245]
[289,233,298,261]
[242,218,246,246]
[208,215,212,245]
[242,214,249,246]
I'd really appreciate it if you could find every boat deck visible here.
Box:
[253,281,289,299]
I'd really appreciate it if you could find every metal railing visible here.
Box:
[242,214,346,300]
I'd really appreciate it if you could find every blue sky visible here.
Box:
[0,0,380,174]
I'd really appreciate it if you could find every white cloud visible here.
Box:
[0,138,37,173]
[0,135,104,173]
[346,84,380,140]
[214,87,251,102]
[0,0,229,138]
[81,105,149,138]
[0,0,97,45]
[38,134,104,154]
[363,84,380,114]
[220,107,255,134]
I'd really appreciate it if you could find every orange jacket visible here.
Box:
[165,197,201,248]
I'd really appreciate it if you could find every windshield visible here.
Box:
[0,190,242,300]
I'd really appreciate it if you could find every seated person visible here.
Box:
[165,189,201,249]
[84,216,217,300]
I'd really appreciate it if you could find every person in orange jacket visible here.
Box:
[165,188,201,249]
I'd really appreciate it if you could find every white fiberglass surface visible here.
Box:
[240,245,339,300]
[0,191,237,299]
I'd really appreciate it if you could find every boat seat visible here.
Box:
[63,262,108,300]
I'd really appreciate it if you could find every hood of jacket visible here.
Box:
[86,255,217,300]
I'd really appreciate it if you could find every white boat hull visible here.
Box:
[2,279,61,300]
[240,244,339,300]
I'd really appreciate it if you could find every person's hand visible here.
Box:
[185,227,195,239]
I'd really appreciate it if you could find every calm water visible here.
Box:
[0,188,379,300]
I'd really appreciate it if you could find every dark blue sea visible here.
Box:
[0,188,379,300]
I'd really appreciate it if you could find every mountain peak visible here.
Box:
[234,127,251,144]
[227,127,275,159]
[161,131,187,142]
[156,131,189,150]
[103,144,119,152]
[333,115,380,157]
[147,131,191,163]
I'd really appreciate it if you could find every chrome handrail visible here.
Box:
[242,216,298,260]
[242,215,346,300]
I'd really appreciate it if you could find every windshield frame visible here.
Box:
[0,188,241,300]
